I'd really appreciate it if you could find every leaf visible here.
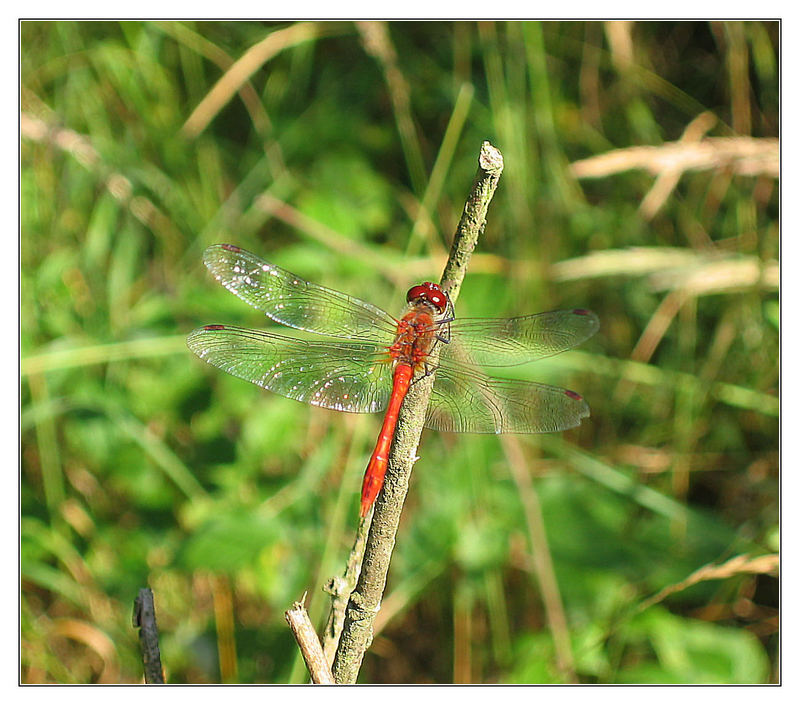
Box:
[179,513,280,574]
[620,607,770,684]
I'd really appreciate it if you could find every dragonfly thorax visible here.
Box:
[390,311,439,370]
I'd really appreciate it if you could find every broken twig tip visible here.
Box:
[480,141,504,173]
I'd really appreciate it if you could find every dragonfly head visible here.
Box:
[406,282,448,314]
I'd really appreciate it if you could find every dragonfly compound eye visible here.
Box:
[406,282,448,313]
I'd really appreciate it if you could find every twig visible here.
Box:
[320,516,370,664]
[285,595,336,684]
[132,588,165,684]
[330,141,504,684]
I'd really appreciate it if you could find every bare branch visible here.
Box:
[330,141,504,684]
[132,588,165,684]
[321,517,370,665]
[285,596,335,684]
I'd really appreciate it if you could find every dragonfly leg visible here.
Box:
[411,359,440,385]
[434,319,453,345]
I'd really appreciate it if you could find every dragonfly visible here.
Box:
[187,244,599,517]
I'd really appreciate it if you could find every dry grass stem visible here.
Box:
[552,247,702,281]
[155,22,273,137]
[648,258,778,295]
[183,22,332,138]
[604,21,635,71]
[56,619,119,683]
[639,554,778,613]
[640,112,718,218]
[254,194,403,283]
[553,248,778,297]
[211,574,238,683]
[21,112,181,246]
[357,21,426,194]
[571,137,778,179]
[501,437,576,682]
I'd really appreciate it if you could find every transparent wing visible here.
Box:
[444,309,599,367]
[203,244,398,341]
[187,325,394,413]
[425,362,590,434]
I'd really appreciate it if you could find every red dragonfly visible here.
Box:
[188,244,599,517]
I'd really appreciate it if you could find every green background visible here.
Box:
[22,20,778,684]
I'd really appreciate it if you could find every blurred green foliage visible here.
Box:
[21,20,778,684]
